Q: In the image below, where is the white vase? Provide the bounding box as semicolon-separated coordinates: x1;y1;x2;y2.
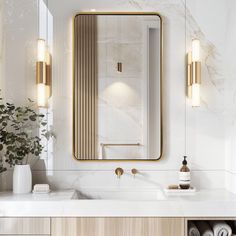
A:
13;164;32;194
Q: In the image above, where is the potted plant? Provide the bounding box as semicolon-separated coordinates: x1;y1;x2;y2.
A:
0;96;47;194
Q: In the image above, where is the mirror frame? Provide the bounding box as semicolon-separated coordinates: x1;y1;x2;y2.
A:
73;12;163;161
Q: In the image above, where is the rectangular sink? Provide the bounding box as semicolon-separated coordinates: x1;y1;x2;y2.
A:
0;190;77;201
75;189;167;201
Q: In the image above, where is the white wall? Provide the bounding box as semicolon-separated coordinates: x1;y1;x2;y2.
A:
0;0;38;104
0;0;3;93
223;0;236;194
0;0;232;193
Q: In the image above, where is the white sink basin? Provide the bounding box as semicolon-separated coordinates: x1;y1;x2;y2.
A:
75;189;167;201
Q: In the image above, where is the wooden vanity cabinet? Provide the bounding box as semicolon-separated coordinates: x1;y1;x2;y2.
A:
51;218;185;236
1;217;235;236
0;218;50;235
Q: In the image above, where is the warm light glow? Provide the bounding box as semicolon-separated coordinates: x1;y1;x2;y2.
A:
90;9;96;12
45;50;51;65
46;85;50;99
192;39;200;62
37;39;46;62
192;83;200;107
37;83;47;107
187;85;192;99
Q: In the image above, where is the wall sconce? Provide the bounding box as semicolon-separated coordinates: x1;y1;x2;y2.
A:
187;39;201;107
117;62;122;73
36;39;52;107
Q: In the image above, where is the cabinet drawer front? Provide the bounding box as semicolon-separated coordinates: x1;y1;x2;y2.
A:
52;218;184;236
0;218;50;235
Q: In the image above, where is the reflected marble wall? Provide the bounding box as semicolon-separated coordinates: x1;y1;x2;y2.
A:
97;16;145;159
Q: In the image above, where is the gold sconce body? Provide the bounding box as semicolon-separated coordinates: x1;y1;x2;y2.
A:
192;61;201;85
36;61;46;84
187;39;201;107
187;52;192;98
46;52;52;97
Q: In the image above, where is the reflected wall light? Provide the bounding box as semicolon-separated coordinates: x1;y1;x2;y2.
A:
117;62;123;73
187;39;201;107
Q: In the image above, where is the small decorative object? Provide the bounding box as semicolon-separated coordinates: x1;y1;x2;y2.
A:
179;156;191;189
0;94;47;194
168;184;179;190
13;164;32;194
164;186;196;196
33;184;50;194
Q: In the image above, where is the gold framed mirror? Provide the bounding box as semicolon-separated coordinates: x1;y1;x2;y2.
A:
73;12;163;161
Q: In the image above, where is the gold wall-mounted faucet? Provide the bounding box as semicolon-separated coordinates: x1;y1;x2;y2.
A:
115;167;124;178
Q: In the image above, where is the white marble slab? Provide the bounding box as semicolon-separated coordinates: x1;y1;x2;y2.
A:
0;190;76;201
0;189;236;217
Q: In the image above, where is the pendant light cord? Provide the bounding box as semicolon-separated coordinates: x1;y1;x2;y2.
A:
184;0;187;156
37;0;40;38
46;0;49;46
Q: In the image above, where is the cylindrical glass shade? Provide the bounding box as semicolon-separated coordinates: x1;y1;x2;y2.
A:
192;39;200;62
37;39;46;62
37;83;47;107
192;83;200;107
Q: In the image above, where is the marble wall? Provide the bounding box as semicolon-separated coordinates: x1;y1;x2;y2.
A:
0;0;3;92
223;0;236;194
0;0;38;104
0;0;234;193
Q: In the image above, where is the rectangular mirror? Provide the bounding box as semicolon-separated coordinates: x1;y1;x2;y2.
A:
73;13;163;161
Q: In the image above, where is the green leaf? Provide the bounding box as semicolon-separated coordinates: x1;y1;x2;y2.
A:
29;115;36;121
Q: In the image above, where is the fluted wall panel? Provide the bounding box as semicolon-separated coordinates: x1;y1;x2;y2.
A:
74;15;97;160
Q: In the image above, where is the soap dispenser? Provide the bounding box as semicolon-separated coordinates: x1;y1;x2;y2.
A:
179;156;190;189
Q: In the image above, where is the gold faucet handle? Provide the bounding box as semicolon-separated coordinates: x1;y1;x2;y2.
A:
131;168;138;177
115;167;124;178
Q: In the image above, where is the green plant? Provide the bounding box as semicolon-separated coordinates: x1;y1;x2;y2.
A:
0;96;47;173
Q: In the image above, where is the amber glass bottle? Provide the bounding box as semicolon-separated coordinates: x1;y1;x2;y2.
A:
179;156;190;189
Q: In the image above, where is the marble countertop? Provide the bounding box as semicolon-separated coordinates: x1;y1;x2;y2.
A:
0;189;235;217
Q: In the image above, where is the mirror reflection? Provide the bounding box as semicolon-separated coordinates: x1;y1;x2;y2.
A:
73;13;162;160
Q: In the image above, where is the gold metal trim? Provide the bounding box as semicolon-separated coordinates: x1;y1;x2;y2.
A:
117;62;122;72
36;61;46;84
73;12;163;162
46;52;52;97
187;53;192;98
192;61;201;84
101;143;141;147
131;168;138;175
115;167;124;178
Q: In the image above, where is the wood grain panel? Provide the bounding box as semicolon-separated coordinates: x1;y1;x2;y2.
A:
74;15;98;160
0;218;50;235
52;217;184;236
